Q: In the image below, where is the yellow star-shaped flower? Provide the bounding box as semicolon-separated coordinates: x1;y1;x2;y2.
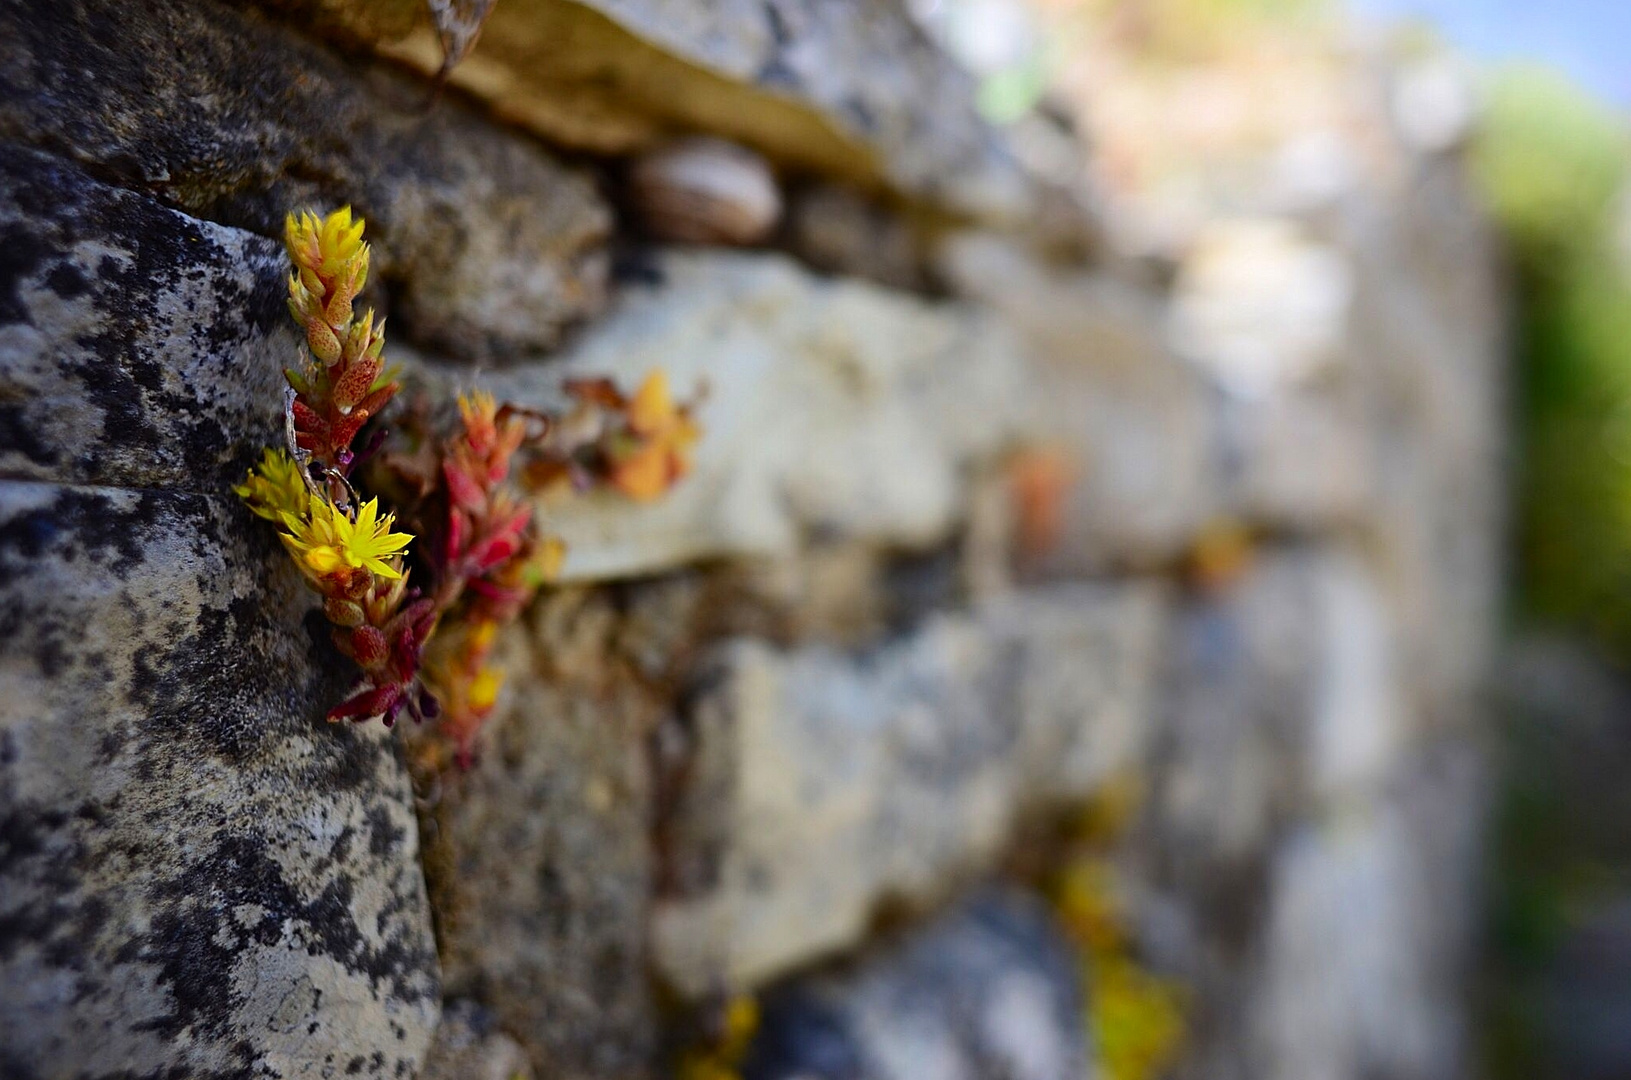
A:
280;497;414;580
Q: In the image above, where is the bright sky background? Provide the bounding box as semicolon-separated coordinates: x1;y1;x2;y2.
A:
1349;0;1631;104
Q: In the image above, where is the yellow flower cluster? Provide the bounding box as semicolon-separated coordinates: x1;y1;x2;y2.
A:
283;207;398;463
1056;860;1187;1080
235;203;701;751
280;496;413;581
237;450;413;583
286;206;370;364
233;447;310;523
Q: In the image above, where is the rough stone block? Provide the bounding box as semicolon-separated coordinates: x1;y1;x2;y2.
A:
1156;546;1410;866
940;234;1377;569
0;144;293;491
0;481;439;1079
1252;744;1485;1080
473;250;1038;582
652;582;1166;996
423;597;660;1078
1336;160;1506;724
744;889;1089;1080
0;0;611;361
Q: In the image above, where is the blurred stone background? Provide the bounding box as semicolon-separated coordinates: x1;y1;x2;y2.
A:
0;0;1619;1078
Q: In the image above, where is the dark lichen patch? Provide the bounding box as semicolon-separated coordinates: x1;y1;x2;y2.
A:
0;144;295;492
0;220;52;327
137;832;435;1043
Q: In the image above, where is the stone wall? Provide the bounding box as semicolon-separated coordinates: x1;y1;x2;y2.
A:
0;2;1503;1078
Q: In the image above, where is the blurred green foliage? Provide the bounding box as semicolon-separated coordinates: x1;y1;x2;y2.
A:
1474;66;1631;1080
1471;66;1631;649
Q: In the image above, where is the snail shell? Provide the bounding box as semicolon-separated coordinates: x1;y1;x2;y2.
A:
628;137;782;245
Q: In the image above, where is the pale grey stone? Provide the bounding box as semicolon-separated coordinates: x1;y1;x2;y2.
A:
939;233;1378;565
1252;744;1485;1080
1334;158;1506;726
652;582;1166;996
1156;547;1410;865
0;145;294;492
474;250;1038;583
1167;219;1352;397
938;236;1214;570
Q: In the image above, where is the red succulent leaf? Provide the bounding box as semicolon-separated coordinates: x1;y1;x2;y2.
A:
443;460;485;512
327;682;404;724
466;507;531;574
350;625;390;669
445;507;468;562
331;409;372;451
293;399;328;435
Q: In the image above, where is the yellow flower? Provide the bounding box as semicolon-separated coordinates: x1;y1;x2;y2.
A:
280;496;414;580
233;448;311;523
610;369;702;501
467;666;503;713
627;368;674;437
285;205;367;280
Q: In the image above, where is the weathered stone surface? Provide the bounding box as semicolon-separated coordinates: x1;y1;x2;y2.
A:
293;0;1051;228
743;889;1089;1080
1251;744;1485;1080
471;250;1037;582
939;234;1374;570
939;237;1212;570
1129;546;1477;1080
1155;546;1410;863
0;0;611;361
1335;159;1506;725
1167;218;1352;397
423;593;659;1079
0;481;439;1078
0;145;293;491
652;582;1166;996
420;1000;536;1080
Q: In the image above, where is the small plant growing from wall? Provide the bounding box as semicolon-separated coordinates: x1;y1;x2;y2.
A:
236;207;700;767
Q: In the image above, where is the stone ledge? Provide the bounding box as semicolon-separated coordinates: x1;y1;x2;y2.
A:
245;0;1074;232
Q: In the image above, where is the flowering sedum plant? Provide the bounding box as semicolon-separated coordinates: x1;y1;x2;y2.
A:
236;206;699;766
